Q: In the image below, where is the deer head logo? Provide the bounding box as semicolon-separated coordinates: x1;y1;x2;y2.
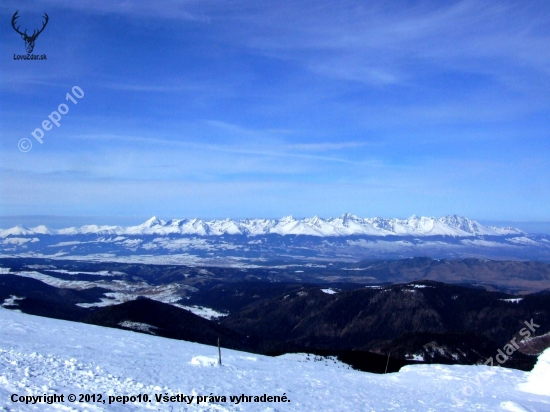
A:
11;11;49;54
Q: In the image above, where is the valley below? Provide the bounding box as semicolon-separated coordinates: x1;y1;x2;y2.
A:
1;256;549;374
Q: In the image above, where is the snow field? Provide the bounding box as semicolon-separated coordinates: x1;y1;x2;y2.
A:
0;308;549;411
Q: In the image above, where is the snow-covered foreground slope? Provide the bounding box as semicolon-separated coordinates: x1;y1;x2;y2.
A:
0;309;549;411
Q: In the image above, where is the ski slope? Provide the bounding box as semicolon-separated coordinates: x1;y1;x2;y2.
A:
0;308;549;411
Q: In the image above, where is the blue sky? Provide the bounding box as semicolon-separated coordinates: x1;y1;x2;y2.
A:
1;0;549;225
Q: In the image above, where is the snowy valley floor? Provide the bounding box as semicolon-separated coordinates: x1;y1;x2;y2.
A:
0;308;549;411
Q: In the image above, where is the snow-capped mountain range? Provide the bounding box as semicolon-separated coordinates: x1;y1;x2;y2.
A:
0;214;523;238
2;215;547;264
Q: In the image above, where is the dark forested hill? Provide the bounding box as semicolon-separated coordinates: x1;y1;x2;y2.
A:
220;281;550;369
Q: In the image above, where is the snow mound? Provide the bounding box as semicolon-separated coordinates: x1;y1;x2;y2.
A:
518;348;550;396
190;356;219;367
500;401;529;411
119;321;158;334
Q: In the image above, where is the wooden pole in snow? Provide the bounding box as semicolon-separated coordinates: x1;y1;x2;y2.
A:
218;337;222;366
384;351;391;374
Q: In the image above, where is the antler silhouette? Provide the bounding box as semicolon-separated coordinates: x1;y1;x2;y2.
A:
32;13;49;38
11;11;26;37
11;11;49;53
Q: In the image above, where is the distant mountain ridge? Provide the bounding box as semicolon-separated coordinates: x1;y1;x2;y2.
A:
0;214;523;238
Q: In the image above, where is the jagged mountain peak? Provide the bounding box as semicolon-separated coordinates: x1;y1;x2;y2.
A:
142;216;165;227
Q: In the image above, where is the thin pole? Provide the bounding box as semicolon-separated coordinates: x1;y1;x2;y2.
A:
384;351;391;374
218;337;222;366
